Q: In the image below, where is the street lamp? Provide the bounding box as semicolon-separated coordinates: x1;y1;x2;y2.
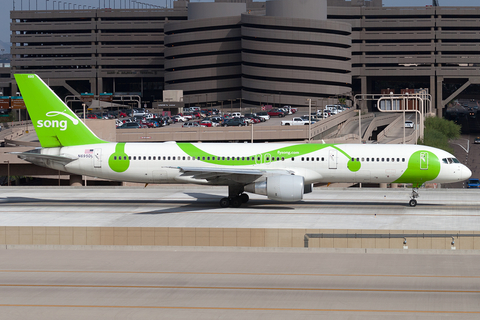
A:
228;99;236;113
4;161;10;186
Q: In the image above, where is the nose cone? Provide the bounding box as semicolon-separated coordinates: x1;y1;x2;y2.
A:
462;166;472;180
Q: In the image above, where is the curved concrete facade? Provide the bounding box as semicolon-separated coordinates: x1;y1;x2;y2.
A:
241;14;351;108
266;0;327;20
165;2;351;109
164;16;243;105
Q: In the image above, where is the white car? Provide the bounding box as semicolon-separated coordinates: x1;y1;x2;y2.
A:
256;112;270;121
173;115;187;122
405;120;414;128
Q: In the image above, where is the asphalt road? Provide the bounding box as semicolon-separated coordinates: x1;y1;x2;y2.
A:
1;247;479;320
1;187;480;230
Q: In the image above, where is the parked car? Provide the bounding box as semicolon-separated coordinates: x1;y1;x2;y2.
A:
256;112;270;121
182;121;206;128
117;122;143;129
223;118;247;126
267;109;286;117
475;137;480;144
199;120;218;127
173;115;187;122
281;117;310;126
467;178;480;188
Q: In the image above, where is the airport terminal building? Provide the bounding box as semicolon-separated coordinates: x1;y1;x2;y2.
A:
7;0;480;114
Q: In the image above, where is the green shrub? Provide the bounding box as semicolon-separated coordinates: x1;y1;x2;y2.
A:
419;117;460;153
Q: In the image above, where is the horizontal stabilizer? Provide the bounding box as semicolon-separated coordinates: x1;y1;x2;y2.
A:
13;150;77;167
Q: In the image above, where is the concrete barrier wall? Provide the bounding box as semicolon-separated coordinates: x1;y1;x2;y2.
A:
1;226;479;250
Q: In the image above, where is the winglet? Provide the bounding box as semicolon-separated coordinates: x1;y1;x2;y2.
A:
14;74;108;148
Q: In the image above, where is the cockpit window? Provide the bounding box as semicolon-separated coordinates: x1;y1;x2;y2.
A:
447;158;453;164
442;158;448;164
452;158;460;163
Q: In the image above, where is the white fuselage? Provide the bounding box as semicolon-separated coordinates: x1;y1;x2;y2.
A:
39;142;470;186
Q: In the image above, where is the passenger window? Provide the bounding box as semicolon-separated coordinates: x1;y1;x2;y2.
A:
321;157;324;161
301;157;304;161
163;156;166;160
124;156;127;160
387;158;389;162
148;156;151;160
377;158;380;161
282;157;285;161
183;156;186;160
356;158;359;162
168;156;170;160
222;157;225;160
396;158;399;162
361;158;364;162
381;158;384;162
242;157;245;161
237;157;240;161
351;158;355;162
114;156;117;160
402;158;405;162
172;156;175;160
202;157;205;160
207;157;210;160
306;157;309;161
292;157;295;161
266;157;270;161
316;157;319;161
128;156;131;160
391;158;394;162
277;157;280;161
366;158;369;162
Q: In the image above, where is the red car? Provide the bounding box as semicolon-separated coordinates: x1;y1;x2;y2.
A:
267;109;286;117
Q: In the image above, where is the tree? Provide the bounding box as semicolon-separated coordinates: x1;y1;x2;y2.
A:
419;116;460;153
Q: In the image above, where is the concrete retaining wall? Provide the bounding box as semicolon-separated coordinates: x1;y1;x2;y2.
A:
1;226;479;250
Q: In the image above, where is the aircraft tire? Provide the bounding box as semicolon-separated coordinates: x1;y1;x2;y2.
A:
220;197;230;208
231;197;242;208
240;193;249;203
409;199;417;207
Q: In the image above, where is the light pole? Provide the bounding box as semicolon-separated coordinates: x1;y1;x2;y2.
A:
228;99;236;113
4;161;10;186
306;99;312;142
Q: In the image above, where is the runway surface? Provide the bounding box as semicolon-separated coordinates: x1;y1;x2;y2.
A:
0;186;480;230
1;247;480;320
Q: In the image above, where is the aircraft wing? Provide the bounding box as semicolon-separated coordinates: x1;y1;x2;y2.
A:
167;166;294;184
13;150;78;167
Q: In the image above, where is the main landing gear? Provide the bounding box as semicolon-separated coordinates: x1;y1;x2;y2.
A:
409;188;419;207
219;185;249;208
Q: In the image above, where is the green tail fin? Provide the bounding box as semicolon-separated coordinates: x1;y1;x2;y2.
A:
15;74;108;148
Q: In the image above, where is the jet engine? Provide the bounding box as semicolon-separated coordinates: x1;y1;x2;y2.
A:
244;175;305;202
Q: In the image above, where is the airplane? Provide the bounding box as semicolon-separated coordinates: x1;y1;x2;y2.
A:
13;74;472;207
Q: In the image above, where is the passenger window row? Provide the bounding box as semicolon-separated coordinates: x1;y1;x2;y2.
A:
298;157;325;162
350;157;406;163
111;155;288;162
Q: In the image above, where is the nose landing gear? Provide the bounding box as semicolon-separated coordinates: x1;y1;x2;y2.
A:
409;188;419;207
